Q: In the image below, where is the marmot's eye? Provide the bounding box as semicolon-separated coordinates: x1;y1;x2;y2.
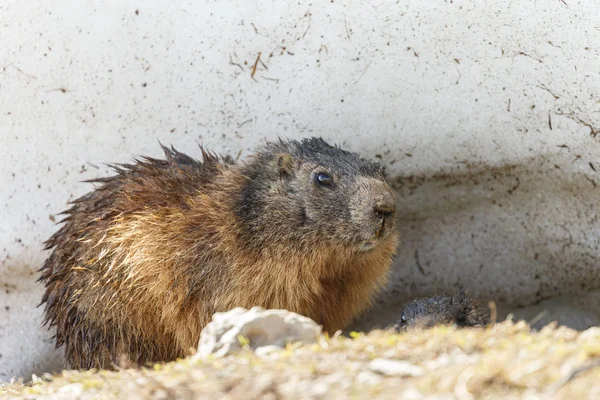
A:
315;172;333;186
399;313;407;325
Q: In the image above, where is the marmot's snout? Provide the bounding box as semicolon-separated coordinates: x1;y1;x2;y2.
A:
354;179;396;251
373;189;396;238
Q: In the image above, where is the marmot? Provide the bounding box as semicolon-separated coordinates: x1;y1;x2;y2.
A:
39;137;399;369
394;290;489;331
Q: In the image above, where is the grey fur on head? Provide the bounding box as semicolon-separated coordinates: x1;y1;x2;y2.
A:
395;290;490;331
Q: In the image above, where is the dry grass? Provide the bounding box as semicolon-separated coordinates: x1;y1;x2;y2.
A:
2;321;600;399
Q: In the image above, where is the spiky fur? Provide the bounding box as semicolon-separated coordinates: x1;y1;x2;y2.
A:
394;290;490;331
39;137;399;369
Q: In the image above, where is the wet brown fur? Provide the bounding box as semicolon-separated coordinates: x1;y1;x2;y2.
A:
39;138;399;370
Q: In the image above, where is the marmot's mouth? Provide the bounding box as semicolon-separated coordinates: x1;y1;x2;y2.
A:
358;219;394;252
358;239;378;252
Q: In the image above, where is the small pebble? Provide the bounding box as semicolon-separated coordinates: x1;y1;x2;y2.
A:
368;358;424;377
255;345;282;358
57;383;84;396
355;370;383;385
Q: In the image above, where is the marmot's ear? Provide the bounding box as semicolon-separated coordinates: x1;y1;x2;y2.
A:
276;153;295;178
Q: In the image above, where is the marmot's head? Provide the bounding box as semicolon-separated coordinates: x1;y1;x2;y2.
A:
236;137;396;253
394;290;489;331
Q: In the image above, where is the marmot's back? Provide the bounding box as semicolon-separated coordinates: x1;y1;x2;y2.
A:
39;137;399;369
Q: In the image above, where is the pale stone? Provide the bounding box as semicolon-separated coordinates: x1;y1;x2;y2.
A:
194;307;322;358
368;358;424;377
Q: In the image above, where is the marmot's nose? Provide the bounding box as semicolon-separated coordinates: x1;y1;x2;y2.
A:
373;200;395;219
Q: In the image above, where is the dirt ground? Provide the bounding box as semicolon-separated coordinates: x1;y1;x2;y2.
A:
2;321;600;400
